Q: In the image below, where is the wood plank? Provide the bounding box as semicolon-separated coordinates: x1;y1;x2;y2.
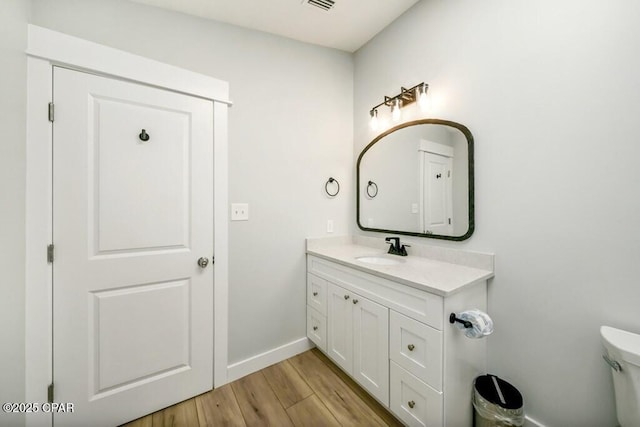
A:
231;371;294;427
121;414;152;427
311;349;404;427
262;360;314;409
195;384;247;427
289;350;388;427
151;399;199;427
286;395;341;427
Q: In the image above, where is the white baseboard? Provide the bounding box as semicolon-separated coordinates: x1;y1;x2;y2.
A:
226;337;315;384
524;415;546;427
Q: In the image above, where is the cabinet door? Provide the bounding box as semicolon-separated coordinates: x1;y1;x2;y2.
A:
353;296;389;406
327;283;353;373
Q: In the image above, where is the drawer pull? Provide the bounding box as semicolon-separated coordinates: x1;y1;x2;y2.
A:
313;291;318;296
344;295;350;300
407;344;415;351
408;400;415;409
313;326;318;331
352;299;359;305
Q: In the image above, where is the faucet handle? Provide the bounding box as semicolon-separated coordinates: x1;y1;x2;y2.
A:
399;244;410;256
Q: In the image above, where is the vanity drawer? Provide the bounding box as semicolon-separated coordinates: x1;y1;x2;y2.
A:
390;310;443;391
390;361;443;427
307;274;327;315
306;306;327;352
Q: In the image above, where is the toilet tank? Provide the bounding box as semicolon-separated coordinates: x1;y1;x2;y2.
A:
600;326;640;427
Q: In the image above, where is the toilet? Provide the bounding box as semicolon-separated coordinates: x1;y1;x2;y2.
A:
600;326;640;427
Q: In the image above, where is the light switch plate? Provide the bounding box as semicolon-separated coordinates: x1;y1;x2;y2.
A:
231;203;249;221
327;219;334;233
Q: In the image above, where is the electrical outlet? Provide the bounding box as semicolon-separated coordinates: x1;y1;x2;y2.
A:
411;203;419;214
231;203;249;221
327;220;334;233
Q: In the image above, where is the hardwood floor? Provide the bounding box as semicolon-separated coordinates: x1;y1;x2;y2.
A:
123;348;403;427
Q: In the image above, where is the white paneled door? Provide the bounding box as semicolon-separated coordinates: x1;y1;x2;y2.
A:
52;67;214;426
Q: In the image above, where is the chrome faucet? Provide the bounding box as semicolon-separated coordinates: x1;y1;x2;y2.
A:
385;237;410;256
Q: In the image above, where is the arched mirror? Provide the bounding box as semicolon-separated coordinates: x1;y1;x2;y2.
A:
357;119;474;241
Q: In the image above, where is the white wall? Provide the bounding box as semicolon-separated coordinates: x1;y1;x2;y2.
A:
0;1;28;426
355;1;640;425
30;0;354;366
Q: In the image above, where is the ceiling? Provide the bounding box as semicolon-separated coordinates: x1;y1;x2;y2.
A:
128;0;420;52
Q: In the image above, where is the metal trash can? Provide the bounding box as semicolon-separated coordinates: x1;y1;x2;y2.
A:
473;374;524;427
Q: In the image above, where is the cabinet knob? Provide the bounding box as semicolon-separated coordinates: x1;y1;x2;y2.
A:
313;291;318;296
313;326;318;331
408;400;415;409
352;299;359;304
344;295;350;300
408;344;415;351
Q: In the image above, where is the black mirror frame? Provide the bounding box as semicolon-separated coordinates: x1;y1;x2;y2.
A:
356;118;474;241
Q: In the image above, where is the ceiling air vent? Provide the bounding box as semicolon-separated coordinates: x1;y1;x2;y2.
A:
304;0;335;12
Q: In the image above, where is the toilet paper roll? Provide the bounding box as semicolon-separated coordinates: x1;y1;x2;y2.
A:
455;309;494;339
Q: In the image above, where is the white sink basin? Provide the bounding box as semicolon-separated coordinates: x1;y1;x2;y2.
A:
355;255;404;266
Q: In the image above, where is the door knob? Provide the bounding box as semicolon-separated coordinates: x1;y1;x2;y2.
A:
197;257;209;268
408;400;415;409
408;344;415;351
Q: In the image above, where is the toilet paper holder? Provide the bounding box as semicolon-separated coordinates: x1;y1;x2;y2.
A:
449;313;473;329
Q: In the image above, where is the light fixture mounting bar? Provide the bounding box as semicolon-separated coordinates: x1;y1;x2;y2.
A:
369;82;428;113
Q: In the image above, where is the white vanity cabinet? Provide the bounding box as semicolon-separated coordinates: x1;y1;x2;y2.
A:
306;253;489;427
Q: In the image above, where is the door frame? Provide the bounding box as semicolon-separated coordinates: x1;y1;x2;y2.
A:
25;25;231;426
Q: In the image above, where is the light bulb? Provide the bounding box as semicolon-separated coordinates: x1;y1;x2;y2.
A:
418;83;430;111
369;109;379;130
391;98;401;122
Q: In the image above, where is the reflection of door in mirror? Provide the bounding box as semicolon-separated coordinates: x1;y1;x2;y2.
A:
419;140;453;235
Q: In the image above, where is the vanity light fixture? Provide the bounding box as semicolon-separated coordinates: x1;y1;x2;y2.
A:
369;109;379;130
417;82;430;111
369;82;429;128
391;98;402;122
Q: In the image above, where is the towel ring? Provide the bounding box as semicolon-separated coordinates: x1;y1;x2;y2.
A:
325;177;340;197
366;180;378;198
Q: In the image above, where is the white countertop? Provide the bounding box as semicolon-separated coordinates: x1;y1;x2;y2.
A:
306;236;494;296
